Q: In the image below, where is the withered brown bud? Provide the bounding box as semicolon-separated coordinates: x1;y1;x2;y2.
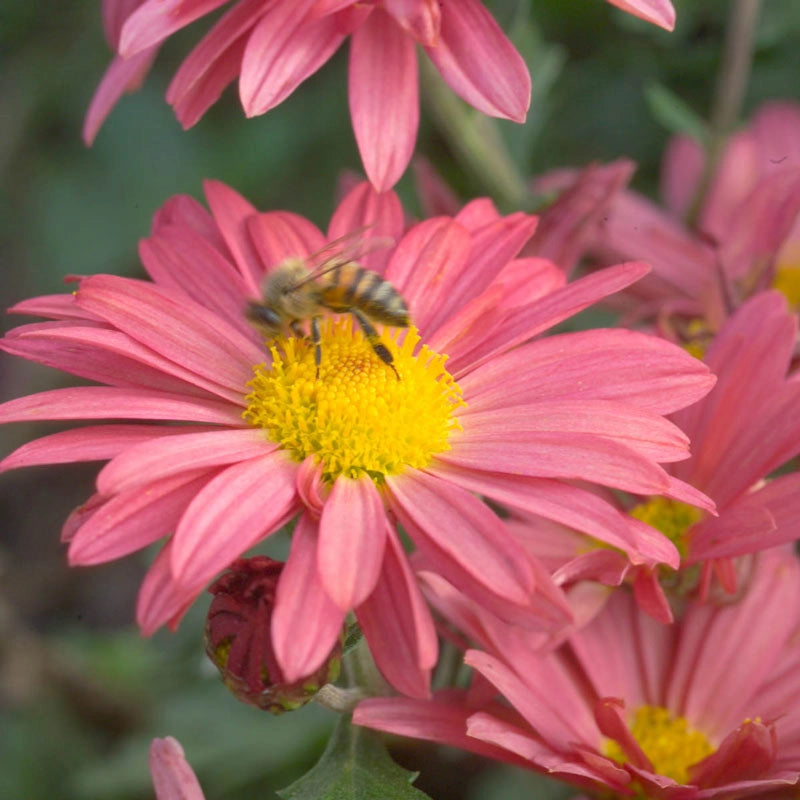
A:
205;556;341;714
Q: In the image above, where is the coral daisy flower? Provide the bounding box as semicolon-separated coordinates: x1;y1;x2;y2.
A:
0;179;713;697
492;290;800;624
562;101;800;334
356;546;800;798
85;0;532;191
85;0;675;190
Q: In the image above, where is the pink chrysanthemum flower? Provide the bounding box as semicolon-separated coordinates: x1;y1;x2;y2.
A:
356;546;800;798
86;0;533;191
86;0;675;191
0;180;713;697
150;737;206;800
496;289;800;624
572;101;800;333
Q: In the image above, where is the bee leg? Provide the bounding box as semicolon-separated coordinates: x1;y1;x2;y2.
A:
352;309;400;380
310;315;322;378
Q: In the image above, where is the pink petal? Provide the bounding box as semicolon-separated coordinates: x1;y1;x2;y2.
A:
383;0;441;46
457;399;691;464
139;225;252;335
386;469;538;622
165;0;267;125
606;0;675;30
0;423;215;472
460;327;715;416
699;130;760;240
383;218;472;334
719;170;800;283
632;567;673;623
356;528;437;698
354;693;526;765
150;737;206;800
594;697;652;770
173;37;247;127
595;189;714;301
83;48;158;145
75;275;264;389
527;160;635;275
349;8;418;191
136;540;198;635
96;428;276;494
102;0;148;48
442;430;671;495
428;211;539;334
296;455;327;516
686;493;777;564
246;211;327;272
0;387;244;426
465;650;600;752
1;323;224;400
431;463;677;568
318;476;387;609
424;0;530;122
152;194;227;257
170;453;299;590
690;720;777;787
68;470;214;565
661;134;704;216
327;182;405;273
449;261;652;375
8;293;93;322
202;179;264;294
239;1;346;116
119;0;229;56
668;549;800;736
272;512;346;682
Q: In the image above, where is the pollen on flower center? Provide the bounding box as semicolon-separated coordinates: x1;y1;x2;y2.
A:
772;245;800;308
243;317;465;483
605;705;715;784
630;497;703;559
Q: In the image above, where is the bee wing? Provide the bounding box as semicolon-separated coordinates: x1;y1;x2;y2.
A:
288;229;395;291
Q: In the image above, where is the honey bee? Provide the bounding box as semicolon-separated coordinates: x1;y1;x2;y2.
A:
246;232;411;379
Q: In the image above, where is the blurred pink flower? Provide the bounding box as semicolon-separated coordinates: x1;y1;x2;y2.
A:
85;0;532;191
356;546;800;798
150;737;206;800
578;101;800;332
499;290;800;623
0;180;713;697
86;1;676;190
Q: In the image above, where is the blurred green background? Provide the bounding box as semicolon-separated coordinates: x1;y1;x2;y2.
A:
2;1;799;797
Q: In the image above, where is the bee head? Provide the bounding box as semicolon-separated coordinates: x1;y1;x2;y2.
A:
246;302;282;332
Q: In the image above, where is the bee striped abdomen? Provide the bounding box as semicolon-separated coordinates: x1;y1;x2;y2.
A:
320;264;410;327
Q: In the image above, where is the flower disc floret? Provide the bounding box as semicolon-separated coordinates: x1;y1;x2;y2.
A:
630;497;703;559
605;705;715;784
243;318;464;483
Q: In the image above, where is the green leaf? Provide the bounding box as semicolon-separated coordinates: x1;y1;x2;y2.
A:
644;83;709;145
278;716;432;800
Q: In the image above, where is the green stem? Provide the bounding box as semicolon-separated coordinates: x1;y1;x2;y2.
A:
688;0;760;226
709;0;761;141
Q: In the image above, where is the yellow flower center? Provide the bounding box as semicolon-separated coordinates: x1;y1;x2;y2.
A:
629;497;703;560
772;243;800;308
605;705;715;785
243;318;464;483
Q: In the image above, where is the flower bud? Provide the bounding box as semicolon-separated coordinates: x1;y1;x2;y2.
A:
205;556;341;713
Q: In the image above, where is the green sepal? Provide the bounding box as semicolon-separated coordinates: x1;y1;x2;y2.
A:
277;715;432;800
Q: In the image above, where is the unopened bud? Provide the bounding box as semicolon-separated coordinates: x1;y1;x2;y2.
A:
205;556;341;713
